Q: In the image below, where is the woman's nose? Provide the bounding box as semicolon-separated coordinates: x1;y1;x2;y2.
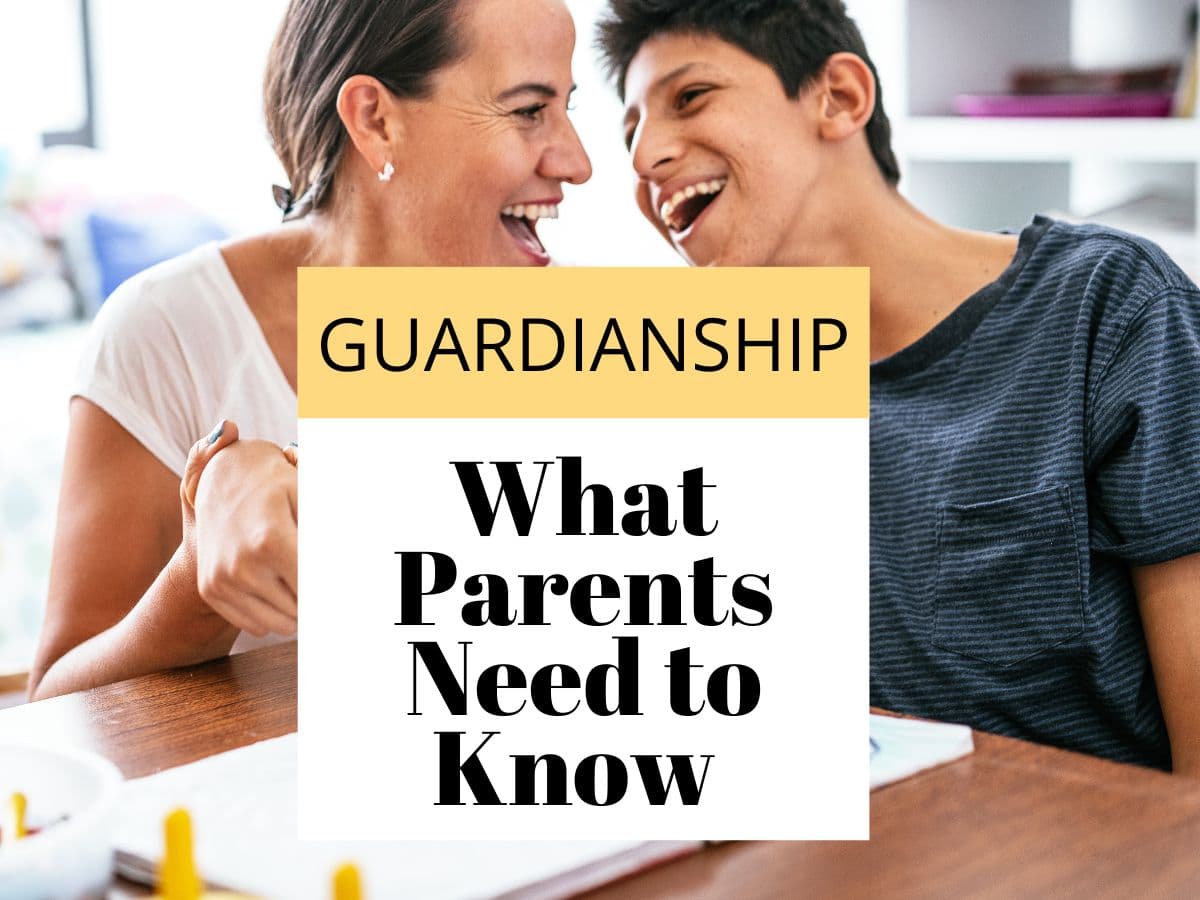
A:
542;117;593;185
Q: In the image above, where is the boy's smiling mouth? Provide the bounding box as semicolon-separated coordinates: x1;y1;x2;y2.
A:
658;178;727;233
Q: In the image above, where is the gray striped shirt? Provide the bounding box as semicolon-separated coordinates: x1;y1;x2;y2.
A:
870;216;1200;770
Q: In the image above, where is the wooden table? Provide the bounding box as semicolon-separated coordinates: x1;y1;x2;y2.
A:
2;642;1198;899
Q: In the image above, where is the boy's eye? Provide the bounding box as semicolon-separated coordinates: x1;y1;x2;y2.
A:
676;86;711;110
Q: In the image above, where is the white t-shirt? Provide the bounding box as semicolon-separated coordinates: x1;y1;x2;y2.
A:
74;242;297;475
73;242;297;653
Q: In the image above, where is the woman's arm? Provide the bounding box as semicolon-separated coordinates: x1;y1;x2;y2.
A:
28;399;239;699
29;403;300;700
1133;554;1200;776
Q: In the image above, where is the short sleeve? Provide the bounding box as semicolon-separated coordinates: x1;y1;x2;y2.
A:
73;274;206;478
1087;287;1200;564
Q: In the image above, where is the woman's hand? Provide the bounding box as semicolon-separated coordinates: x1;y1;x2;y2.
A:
185;426;299;638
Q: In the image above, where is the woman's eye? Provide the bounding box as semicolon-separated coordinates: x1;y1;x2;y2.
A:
513;103;547;121
676;87;710;110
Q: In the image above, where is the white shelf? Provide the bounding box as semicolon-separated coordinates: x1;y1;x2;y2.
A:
845;0;1200;268
898;117;1200;163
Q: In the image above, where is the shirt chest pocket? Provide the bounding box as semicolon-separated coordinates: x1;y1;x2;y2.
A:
932;485;1084;668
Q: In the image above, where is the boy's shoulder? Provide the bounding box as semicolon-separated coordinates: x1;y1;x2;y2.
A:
1026;215;1195;297
1011;216;1198;344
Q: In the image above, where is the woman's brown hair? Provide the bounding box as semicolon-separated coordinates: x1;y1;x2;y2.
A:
263;0;465;219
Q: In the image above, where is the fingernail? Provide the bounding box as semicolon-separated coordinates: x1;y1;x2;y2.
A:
287;441;298;448
206;420;226;445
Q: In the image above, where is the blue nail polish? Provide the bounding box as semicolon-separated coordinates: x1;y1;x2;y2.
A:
206;421;225;445
287;441;298;448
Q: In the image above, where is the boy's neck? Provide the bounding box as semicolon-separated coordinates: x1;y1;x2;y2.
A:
778;182;1023;363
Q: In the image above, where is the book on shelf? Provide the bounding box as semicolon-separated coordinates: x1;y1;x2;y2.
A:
1175;4;1198;117
1010;63;1179;96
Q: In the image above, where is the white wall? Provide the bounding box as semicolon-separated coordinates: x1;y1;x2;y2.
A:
0;0;87;157
548;0;681;264
1071;0;1196;67
89;0;291;232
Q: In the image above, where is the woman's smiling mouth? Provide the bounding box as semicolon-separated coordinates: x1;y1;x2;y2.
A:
500;201;560;265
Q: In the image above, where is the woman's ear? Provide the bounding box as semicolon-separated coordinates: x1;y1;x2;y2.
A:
336;75;403;174
816;52;876;142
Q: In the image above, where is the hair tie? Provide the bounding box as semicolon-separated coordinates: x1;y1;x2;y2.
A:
272;184;296;219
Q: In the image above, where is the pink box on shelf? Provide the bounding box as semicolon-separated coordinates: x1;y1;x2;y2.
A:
952;91;1175;117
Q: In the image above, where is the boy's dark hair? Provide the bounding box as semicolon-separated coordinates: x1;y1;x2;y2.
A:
596;0;900;185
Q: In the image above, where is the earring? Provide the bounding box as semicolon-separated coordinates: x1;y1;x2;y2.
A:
377;161;395;183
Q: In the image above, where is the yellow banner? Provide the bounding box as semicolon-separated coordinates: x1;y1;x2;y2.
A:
298;268;868;418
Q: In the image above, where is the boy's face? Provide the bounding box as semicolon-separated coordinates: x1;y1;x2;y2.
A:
622;32;824;267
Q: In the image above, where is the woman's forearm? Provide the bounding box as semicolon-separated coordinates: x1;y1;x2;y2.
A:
28;543;239;701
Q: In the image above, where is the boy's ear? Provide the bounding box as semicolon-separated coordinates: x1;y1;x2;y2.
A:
336;75;405;175
816;52;876;142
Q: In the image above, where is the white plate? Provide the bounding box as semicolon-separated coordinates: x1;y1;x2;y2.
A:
0;743;123;899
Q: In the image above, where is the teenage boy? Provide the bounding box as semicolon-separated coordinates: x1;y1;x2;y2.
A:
598;0;1200;773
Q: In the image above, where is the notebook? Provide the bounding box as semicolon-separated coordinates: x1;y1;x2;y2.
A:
869;714;974;790
112;734;702;898
114;716;962;893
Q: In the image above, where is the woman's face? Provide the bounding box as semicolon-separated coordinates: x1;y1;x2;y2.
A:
390;0;591;265
621;33;825;267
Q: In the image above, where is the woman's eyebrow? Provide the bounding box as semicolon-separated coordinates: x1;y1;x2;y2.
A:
496;82;578;102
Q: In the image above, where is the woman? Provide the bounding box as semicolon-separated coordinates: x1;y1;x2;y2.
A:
28;0;590;699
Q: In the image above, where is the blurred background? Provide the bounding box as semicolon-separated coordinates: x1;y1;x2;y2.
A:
0;0;1197;696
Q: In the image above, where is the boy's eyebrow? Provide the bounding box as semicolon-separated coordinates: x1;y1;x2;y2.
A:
497;82;578;101
652;62;701;91
623;61;711;118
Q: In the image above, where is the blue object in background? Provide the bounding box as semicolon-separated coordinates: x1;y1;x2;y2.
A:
74;200;227;313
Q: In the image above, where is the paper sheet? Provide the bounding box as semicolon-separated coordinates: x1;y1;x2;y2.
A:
114;735;699;899
869;714;974;790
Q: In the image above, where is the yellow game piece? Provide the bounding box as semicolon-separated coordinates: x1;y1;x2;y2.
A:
158;808;201;899
158;808;202;900
332;862;363;900
6;792;28;841
151;808;256;899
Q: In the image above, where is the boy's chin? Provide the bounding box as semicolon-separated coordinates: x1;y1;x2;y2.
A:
675;241;727;268
672;230;750;268
685;244;775;268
